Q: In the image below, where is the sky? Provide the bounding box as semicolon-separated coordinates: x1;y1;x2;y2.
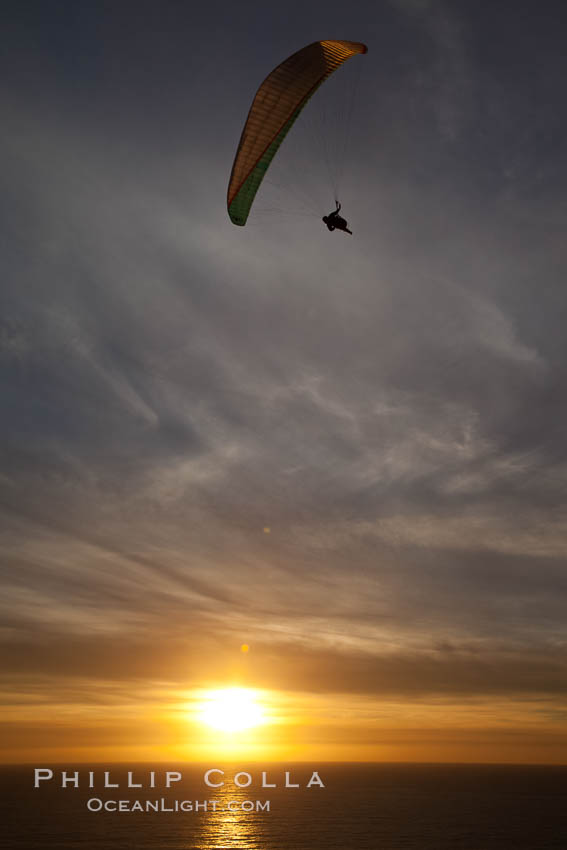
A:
1;0;567;764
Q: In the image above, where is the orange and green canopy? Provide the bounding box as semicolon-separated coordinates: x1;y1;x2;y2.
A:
227;40;368;226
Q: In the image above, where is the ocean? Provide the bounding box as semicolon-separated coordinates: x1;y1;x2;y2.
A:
2;763;566;849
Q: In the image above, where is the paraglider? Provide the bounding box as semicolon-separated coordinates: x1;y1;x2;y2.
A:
227;40;367;227
322;201;352;235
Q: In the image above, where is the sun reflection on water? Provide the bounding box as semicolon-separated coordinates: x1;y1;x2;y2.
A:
194;780;267;850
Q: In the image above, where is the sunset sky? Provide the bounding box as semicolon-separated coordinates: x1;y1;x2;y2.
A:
2;0;567;765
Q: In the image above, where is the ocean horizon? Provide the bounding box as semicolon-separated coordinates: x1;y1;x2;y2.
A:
2;762;566;849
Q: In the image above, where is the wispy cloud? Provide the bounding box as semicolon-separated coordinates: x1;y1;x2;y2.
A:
2;0;567;762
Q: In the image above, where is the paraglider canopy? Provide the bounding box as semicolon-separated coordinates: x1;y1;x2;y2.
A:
227;40;368;226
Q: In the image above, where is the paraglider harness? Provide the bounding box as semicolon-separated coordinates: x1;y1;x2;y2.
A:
322;201;352;235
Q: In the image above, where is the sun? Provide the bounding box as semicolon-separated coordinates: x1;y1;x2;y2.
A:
198;688;264;733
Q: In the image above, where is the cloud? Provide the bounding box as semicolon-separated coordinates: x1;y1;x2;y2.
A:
1;0;567;748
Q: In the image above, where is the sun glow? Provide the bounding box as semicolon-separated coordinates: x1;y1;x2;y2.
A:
198;688;265;732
